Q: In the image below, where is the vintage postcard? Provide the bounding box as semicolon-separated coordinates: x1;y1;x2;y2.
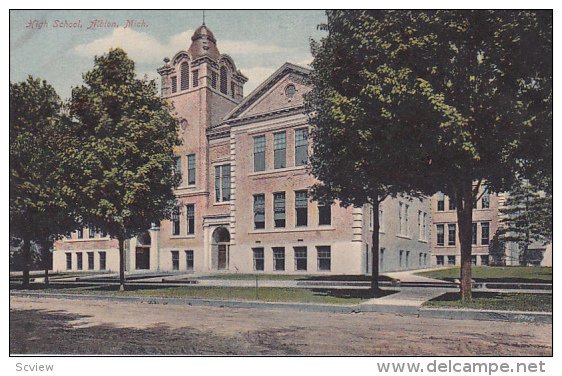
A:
8;7;553;371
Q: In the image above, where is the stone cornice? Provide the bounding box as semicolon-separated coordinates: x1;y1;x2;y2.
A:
207;105;307;140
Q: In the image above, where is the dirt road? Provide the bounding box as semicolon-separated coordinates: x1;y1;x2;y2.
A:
10;295;552;356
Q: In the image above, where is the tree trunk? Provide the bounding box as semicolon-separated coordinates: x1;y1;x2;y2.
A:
21;237;31;288
42;239;52;286
456;184;474;301
370;199;382;296
118;236;126;291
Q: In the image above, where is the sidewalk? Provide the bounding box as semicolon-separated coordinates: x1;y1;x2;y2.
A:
384;267;451;284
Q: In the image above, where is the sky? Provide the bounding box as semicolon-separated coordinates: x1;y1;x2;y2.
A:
10;10;327;100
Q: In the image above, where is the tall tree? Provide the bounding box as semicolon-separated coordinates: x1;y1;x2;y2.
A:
307;14;449;295
10;77;78;287
63;48;181;291
309;10;552;300
498;179;552;265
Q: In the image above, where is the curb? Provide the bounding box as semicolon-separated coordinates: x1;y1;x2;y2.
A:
9;291;359;314
10;290;551;323
419;307;552;324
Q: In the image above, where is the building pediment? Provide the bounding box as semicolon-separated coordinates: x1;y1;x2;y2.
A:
222;62;311;123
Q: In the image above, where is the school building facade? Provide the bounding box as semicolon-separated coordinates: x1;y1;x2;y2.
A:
52;24;432;275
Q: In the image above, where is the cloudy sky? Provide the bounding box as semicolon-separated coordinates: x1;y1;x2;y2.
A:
10;10;327;100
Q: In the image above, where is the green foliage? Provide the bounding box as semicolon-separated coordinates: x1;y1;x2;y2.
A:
10;76;78;243
488;233;506;265
309;10;551;201
308;11;552;299
498;179;552;264
62;48;181;240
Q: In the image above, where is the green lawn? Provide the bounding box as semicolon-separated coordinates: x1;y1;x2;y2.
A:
11;284;376;305
416;266;552;283
424;292;552;312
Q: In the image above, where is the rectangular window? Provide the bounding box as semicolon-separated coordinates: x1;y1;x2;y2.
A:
187;154;196;185
398;202;403;234
77;252;83;270
294;247;307;271
317;246;331;271
423;212;427;240
436;224;445;246
405;251;410;267
482;187;490;209
253;135;266;172
318;203;331;225
273;132;286;169
424;253;428;265
87;252;94;270
211;71;218;89
174;156;182;185
88;225;95;239
471;255;477;266
186;204;195;235
230;82;236;98
171;76;177;93
99;251;106;271
404;204;409;236
481;255;489;266
273;247;285;271
171;206;180;236
171;250;179;271
447;255;456;266
253;248;264;271
253;194;265;229
295;128;308;166
472;222;478;245
448;224;456;246
449;196;456;211
66;253;72;270
418;210;423;240
186;250;194;271
192;70;199;87
214;164;231;202
273;192;286;228
437;192;445;211
295;190;308;227
481;222;490;245
180;63;189;90
436;255;444;266
419;252;423;266
77;228;83;239
101;229;108;238
379;206;384;232
380;248;385;271
399;250;404;267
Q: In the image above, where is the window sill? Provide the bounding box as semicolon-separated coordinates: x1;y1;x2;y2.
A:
395;234;412;240
64;238;111;242
248;165;306;177
213;201;231;206
418;239;428;243
248;227;335;234
170;235;196;240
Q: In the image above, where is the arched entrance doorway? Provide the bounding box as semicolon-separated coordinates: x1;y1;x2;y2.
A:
135;231;151;270
211;227;230;270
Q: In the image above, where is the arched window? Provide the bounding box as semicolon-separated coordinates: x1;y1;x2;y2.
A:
220;66;228;95
180;62;189;91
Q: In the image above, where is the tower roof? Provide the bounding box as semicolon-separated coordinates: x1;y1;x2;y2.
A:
188;24;220;60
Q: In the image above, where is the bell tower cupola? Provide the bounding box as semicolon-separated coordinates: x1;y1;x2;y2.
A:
157;24;248;103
